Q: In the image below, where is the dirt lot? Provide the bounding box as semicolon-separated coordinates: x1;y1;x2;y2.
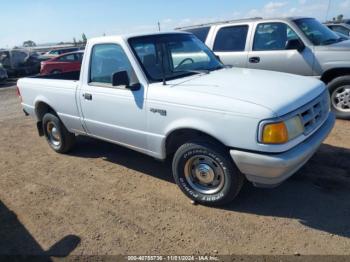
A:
0;83;350;256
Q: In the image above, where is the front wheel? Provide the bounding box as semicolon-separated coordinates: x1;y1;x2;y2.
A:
172;141;244;206
42;113;75;153
328;76;350;120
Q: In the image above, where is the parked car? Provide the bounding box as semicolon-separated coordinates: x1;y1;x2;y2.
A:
0;49;41;77
178;17;350;119
334;31;350;40
17;32;335;206
40;51;84;75
343;19;350;25
39;47;82;60
0;64;8;82
325;23;350;37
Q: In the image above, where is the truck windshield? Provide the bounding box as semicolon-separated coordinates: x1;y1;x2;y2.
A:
294;18;343;46
129;34;224;83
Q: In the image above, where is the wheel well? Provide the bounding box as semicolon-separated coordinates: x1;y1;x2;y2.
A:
35;102;56;121
165;129;226;157
321;68;350;84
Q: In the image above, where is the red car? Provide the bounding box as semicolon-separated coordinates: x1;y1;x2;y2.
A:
40;51;84;75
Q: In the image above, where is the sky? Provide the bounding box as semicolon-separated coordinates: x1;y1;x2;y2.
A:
0;0;349;48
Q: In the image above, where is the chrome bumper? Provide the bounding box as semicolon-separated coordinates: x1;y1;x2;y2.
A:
230;113;335;187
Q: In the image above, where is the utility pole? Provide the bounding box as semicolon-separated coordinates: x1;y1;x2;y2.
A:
158;21;161;32
325;0;331;22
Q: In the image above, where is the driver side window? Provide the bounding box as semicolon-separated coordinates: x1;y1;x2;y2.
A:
89;44;135;85
253;23;300;51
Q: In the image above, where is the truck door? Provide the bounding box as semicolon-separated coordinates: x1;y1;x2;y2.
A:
79;43;147;150
211;24;250;67
247;22;314;76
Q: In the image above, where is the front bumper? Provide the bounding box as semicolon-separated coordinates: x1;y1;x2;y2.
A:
230;112;335;187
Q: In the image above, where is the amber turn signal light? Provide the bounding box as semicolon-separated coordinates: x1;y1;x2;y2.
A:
262;122;289;144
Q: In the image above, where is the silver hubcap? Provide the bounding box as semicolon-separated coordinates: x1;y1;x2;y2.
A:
47;121;61;147
184;155;225;195
332;86;350;112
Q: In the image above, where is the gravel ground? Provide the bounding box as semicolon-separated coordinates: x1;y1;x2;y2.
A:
0;84;350;256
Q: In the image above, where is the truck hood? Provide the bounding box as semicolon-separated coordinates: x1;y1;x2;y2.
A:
315;39;350;51
168;68;325;117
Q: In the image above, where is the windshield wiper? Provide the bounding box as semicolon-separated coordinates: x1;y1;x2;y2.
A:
210;65;226;71
172;69;210;75
321;38;341;45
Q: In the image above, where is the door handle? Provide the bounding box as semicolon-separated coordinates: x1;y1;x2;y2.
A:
249;57;260;63
83;93;92;100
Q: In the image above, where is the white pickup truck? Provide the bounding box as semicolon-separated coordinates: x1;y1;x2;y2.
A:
17;32;335;206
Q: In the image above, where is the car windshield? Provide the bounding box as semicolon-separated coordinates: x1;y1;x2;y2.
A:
294;18;343;46
129;34;224;83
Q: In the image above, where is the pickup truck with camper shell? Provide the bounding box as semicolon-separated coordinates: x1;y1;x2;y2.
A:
17;32;335;205
178;17;350;119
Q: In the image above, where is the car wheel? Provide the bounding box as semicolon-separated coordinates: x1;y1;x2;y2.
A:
328;76;350;120
51;70;62;74
42;113;75;153
172;140;244;206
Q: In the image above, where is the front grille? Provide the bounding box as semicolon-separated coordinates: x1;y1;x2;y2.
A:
298;91;330;135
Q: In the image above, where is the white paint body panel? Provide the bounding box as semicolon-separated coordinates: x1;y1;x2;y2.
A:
18;32;328;162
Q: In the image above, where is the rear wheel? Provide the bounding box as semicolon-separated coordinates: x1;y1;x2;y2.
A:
172;140;244;206
328;76;350;120
42;113;75;153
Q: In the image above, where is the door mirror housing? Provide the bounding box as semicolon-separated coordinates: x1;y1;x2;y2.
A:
286;39;305;52
112;71;130;87
112;71;141;91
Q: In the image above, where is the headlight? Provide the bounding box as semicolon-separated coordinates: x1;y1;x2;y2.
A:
0;63;3;68
261;116;304;144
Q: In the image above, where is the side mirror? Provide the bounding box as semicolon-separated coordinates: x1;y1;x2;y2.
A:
112;71;141;91
286;39;305;52
112;71;130;87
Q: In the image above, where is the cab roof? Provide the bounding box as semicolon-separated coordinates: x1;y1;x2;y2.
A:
89;31;190;45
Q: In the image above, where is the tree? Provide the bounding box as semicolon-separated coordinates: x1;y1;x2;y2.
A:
336;14;344;22
23;40;36;47
73;37;77;46
82;33;87;44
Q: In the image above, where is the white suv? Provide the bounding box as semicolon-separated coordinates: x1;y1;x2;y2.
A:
178;17;350;119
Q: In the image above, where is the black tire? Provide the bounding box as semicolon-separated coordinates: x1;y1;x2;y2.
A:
172;140;244;206
328;76;350;120
51;70;62;75
42;113;75;153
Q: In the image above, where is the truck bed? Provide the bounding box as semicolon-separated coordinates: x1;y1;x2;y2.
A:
18;70;82;133
31;71;80;81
